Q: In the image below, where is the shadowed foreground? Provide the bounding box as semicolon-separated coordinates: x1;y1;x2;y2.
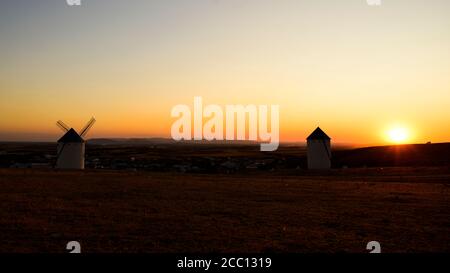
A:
0;168;449;253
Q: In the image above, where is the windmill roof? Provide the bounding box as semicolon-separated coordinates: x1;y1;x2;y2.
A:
307;127;331;140
57;128;84;143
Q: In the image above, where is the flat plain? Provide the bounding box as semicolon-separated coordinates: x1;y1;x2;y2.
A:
0;167;448;253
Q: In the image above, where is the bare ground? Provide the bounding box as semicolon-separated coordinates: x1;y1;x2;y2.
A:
0;167;448;253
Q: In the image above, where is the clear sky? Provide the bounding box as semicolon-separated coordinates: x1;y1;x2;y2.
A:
1;0;449;145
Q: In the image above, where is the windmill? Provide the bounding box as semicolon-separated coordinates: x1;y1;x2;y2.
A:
306;127;331;170
55;117;96;169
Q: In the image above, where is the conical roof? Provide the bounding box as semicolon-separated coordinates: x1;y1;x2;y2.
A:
57;128;84;143
307;127;331;140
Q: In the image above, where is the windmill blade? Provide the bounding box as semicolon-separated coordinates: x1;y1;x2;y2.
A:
79;117;96;138
56;120;70;132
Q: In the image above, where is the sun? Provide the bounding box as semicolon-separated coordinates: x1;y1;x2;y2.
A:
387;127;409;144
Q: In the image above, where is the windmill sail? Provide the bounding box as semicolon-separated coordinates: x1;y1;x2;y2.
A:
56;120;70;132
79;117;96;138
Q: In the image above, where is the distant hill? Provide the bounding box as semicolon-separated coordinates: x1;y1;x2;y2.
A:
333;143;450;167
87;138;175;146
87;138;263;146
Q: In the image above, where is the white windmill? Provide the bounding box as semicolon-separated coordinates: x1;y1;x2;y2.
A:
55;117;96;170
306;127;331;170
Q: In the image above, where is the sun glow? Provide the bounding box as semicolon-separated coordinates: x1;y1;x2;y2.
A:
387;127;410;144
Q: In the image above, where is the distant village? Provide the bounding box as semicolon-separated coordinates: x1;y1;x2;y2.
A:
2;143;306;173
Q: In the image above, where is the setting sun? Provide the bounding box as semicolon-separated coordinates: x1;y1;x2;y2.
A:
387;127;410;144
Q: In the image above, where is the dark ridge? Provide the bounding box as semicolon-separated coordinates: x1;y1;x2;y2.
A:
333;143;450;167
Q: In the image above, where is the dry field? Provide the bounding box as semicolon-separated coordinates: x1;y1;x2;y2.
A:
0;167;449;253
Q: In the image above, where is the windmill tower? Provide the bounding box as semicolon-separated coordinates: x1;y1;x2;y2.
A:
307;127;331;169
55;117;96;170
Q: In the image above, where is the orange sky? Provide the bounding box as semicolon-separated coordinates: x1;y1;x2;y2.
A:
1;0;449;145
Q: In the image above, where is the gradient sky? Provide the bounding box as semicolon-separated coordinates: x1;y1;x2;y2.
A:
1;0;449;144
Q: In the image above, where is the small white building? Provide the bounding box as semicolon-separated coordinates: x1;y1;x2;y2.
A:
307;127;331;170
56;128;85;170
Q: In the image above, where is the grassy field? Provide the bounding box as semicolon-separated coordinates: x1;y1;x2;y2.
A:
0;167;449;253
